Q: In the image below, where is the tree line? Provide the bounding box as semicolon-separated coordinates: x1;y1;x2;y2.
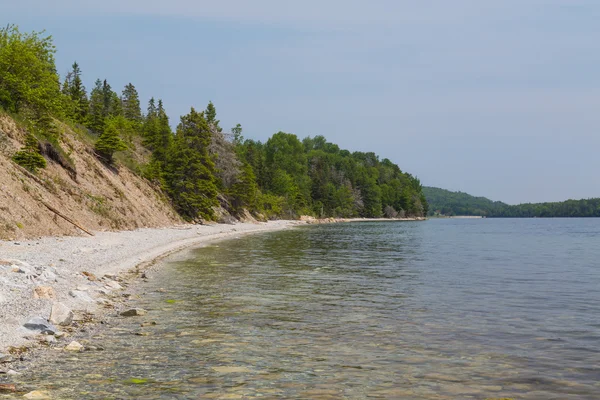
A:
424;187;600;218
0;25;428;221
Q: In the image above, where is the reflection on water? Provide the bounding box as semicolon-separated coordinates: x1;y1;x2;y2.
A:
9;219;600;399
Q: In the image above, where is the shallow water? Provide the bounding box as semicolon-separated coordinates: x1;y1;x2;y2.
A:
8;219;600;399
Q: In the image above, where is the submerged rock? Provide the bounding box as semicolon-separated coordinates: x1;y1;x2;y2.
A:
64;341;84;352
23;317;56;334
120;308;147;317
23;390;51;399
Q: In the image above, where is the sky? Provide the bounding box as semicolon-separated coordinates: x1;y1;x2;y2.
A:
4;0;600;204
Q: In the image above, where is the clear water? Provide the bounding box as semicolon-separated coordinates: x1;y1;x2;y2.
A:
8;219;600;399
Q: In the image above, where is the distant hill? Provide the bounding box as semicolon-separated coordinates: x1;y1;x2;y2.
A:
423;187;506;217
424;187;600;218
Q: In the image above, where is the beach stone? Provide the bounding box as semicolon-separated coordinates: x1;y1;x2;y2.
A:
49;303;73;326
64;341;84;352
68;290;94;302
104;280;122;290
23;317;56;334
33;286;56;299
120;308;147;317
23;390;51;399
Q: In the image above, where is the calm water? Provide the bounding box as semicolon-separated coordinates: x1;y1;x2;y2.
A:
9;219;600;399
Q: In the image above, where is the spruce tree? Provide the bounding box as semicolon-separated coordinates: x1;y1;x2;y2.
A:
162;107;218;220
12;133;46;172
64;62;88;124
87;79;105;133
205;101;221;132
94;115;128;163
121;83;142;122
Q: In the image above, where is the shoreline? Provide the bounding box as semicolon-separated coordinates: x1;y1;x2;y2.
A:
0;216;425;382
0;221;297;360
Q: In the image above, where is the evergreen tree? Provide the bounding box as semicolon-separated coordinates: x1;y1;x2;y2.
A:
144;99;173;180
87;79;105;133
12;133;46;172
94;115;129;162
62;62;88;124
230;163;259;211
162;108;218;220
121;83;141;122
205;101;221;132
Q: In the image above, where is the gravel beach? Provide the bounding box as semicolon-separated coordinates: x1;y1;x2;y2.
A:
0;220;295;356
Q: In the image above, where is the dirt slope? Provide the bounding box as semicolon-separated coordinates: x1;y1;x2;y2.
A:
0;113;182;240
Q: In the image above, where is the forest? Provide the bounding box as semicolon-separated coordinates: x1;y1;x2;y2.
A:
0;25;427;222
424;187;600;218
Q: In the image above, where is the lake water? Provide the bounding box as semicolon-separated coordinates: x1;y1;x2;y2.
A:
9;219;600;399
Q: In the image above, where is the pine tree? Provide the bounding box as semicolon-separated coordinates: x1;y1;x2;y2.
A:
94;115;128;163
87;79;105;133
63;62;88;124
205;101;221;132
12;133;46;172
230;163;259;211
121;83;141;122
162;107;218;220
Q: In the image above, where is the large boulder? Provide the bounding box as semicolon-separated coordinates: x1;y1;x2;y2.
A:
23;317;56;334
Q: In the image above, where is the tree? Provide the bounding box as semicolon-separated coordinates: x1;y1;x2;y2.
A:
94;115;129;162
121;83;142;123
87;79;105;133
62;62;88;124
205;101;221;131
0;25;62;116
162;108;218;220
12;133;46;172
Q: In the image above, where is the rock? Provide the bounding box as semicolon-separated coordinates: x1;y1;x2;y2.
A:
39;269;58;282
54;331;66;339
6;369;20;375
23;317;56;334
68;290;94;302
104;280;122;290
0;353;12;363
120;308;147;317
49;303;73;326
64;341;84;352
33;286;56;300
23;390;51;399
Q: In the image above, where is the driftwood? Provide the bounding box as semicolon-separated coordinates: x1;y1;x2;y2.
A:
41;201;94;236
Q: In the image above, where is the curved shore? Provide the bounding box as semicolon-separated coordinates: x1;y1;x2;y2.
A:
0;220;297;358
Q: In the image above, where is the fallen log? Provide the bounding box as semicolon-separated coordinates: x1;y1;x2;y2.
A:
41;201;94;236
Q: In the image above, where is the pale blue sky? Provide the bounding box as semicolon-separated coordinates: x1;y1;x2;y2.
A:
4;1;599;204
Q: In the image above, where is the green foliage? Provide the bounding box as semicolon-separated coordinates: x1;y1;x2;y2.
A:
0;25;62;115
121;83;142;123
1;25;428;223
142;98;172;181
62;61;89;124
424;186;600;218
94;115;129;162
12;133;46;172
162;108;218;220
